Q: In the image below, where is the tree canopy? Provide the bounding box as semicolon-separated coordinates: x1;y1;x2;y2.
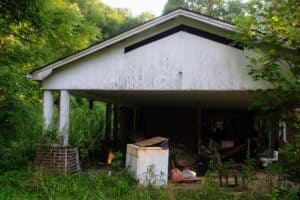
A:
0;0;154;172
235;0;300;182
163;0;246;22
235;0;300;114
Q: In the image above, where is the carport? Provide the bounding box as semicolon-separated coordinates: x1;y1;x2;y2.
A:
28;9;265;172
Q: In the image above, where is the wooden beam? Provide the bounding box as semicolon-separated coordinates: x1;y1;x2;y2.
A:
105;104;113;140
133;107;137;132
113;105;119;138
197;106;202;155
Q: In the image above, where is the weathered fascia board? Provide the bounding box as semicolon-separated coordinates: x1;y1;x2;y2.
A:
124;16;235;49
42;31;266;91
28;9;237;81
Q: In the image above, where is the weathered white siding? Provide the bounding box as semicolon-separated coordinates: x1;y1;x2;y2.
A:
43;31;262;90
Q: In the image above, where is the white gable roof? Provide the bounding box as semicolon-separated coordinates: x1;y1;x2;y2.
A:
28;9;237;81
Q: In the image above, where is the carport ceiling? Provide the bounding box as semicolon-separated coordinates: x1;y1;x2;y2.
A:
71;90;254;108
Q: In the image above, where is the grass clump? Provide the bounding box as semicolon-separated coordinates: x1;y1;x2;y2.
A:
0;168;297;200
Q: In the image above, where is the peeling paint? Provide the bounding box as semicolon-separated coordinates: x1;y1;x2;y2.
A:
43;32;265;91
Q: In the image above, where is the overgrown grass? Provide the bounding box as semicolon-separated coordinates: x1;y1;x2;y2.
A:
0;168;298;200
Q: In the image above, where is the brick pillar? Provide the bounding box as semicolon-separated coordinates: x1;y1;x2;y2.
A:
35;145;80;173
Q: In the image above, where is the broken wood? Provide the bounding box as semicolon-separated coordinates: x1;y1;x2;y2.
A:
134;136;168;147
107;149;115;164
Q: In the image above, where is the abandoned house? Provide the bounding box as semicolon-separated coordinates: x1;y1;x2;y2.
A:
28;9;293;184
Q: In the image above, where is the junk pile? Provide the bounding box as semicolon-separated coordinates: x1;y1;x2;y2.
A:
126;137;169;186
169;168;200;183
169;144;208;183
134;136;169;148
171;146;198;168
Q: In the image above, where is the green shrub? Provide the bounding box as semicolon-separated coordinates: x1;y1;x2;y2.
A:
69;98;105;165
195;182;236;200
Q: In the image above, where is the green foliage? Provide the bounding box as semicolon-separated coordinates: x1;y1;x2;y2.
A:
40;123;60;145
74;0;155;40
268;187;300;200
112;151;124;171
207;145;221;171
0;169;277;200
241;141;256;187
195;182;236;200
234;0;300;114
163;0;246;22
70;99;105;150
0;0;154;173
235;0;300;186
163;0;186;14
0;169;134;200
241;157;256;187
0;0;98;172
278;144;300;183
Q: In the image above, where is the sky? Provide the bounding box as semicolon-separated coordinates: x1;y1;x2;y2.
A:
101;0;168;16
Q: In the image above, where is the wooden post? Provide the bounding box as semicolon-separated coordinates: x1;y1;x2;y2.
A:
133;107;137;132
43;90;54;130
268;131;272;150
105;103;113;140
59;90;70;146
113;105;119;138
197;106;202;155
279;120;287;143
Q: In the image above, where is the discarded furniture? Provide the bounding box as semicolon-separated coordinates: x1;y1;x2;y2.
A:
126;137;169;186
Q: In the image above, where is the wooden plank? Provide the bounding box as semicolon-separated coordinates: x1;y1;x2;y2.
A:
134;136;168;147
127;145;138;157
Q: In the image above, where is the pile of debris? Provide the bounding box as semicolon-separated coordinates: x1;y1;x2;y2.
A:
127;136;212;184
134;136;169;148
169;144;210;183
169;168;200;183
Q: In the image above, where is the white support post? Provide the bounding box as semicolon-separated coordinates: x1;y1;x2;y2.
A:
279;120;287;143
43;90;54;130
59;90;70;146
